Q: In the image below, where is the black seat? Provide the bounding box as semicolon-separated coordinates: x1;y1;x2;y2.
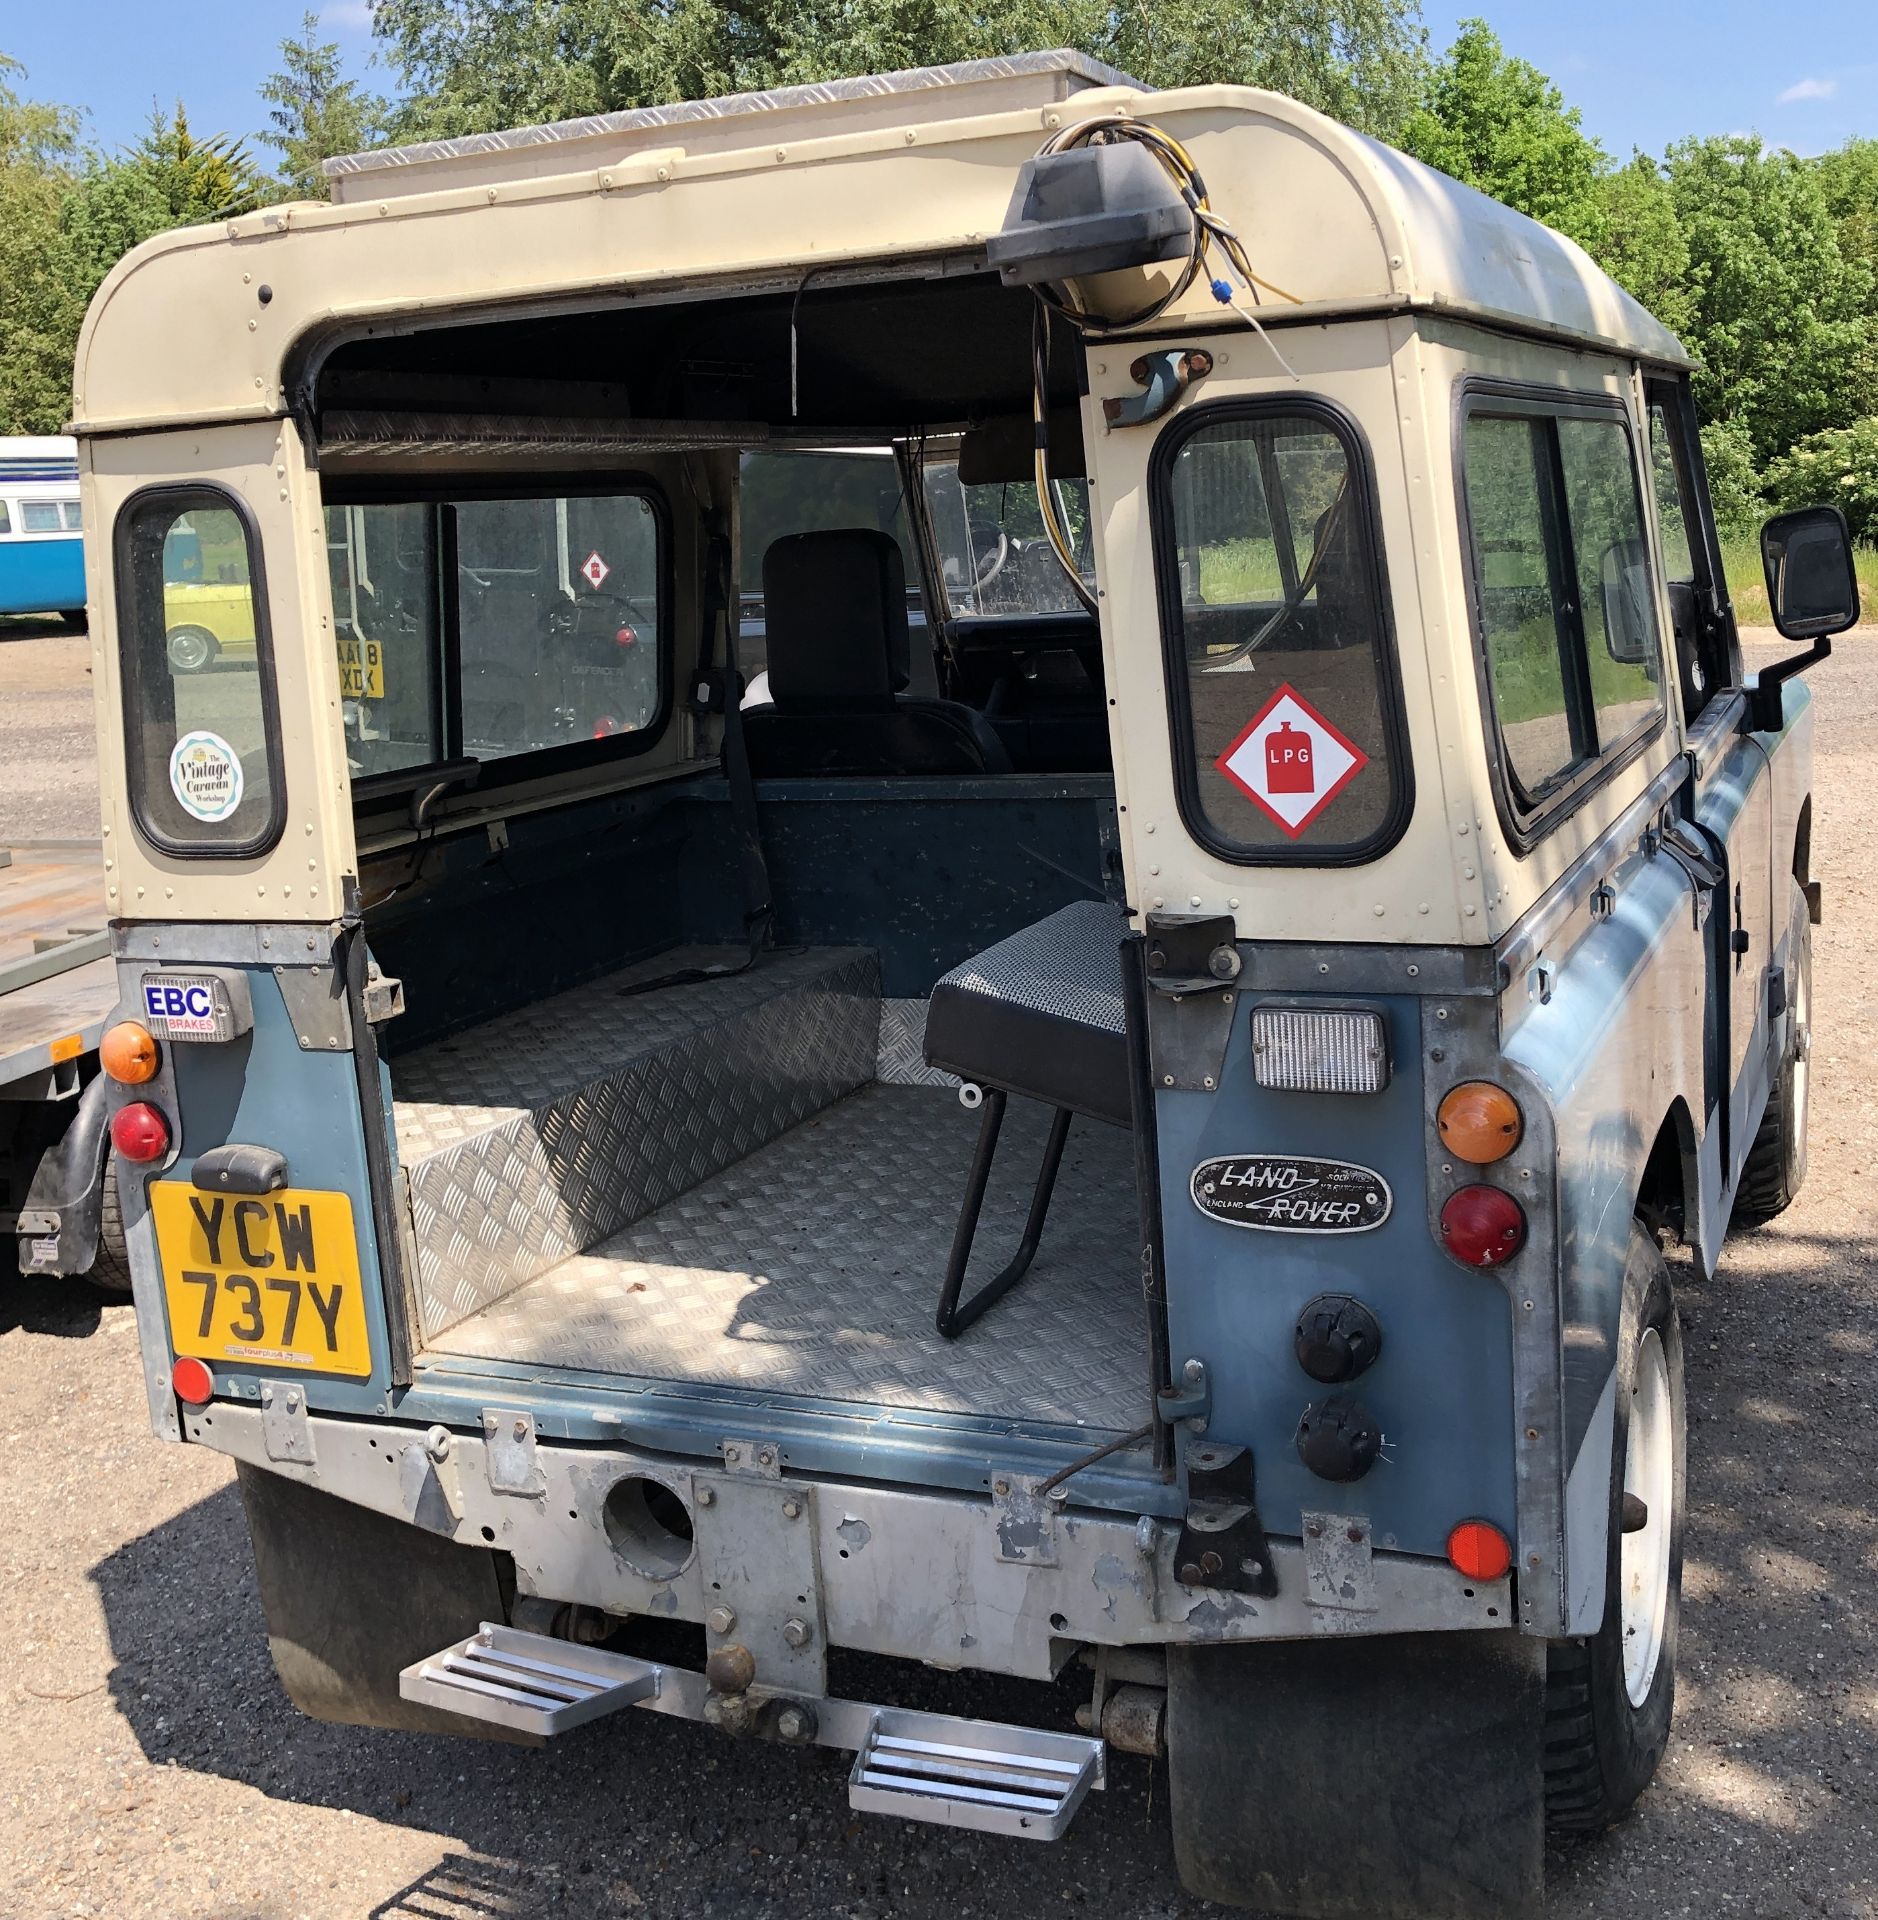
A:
744;529;1012;778
922;900;1132;1338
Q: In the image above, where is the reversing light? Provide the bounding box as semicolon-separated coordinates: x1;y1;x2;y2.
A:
171;1357;214;1406
1251;1005;1390;1094
1438;1184;1525;1266
101;1020;160;1085
1437;1082;1523;1164
110;1101;170;1163
1447;1519;1511;1582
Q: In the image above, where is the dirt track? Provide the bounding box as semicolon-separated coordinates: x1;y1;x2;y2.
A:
1;626;1875;1919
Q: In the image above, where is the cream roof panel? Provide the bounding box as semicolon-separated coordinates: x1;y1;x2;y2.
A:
73;57;1689;435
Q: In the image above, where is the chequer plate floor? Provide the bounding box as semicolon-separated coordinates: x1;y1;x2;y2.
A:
428;1082;1150;1434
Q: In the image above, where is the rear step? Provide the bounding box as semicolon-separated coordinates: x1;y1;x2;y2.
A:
402;1624;1105;1839
850;1709;1101;1838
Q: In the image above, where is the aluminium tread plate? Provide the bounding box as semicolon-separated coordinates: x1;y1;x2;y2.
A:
426;1082;1147;1432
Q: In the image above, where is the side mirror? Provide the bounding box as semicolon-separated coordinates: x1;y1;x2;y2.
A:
1746;504;1859;730
1598;537;1656;666
1762;504;1860;640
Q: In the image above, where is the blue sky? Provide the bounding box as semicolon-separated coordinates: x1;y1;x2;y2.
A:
3;2;1875;162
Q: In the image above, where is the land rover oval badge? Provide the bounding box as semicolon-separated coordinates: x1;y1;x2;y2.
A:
1191;1154;1392;1234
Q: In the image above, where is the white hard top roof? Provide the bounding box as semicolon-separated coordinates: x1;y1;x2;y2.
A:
76;53;1687;433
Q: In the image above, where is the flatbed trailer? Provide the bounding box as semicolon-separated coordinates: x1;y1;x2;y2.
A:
0;838;123;1283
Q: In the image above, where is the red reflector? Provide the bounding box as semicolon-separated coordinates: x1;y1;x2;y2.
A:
110;1101;170;1164
171;1356;214;1406
615;625;637;648
1447;1519;1512;1582
1438;1184;1525;1267
592;716;619;739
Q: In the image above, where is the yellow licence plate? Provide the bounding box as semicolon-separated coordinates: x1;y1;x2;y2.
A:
151;1183;372;1376
337;636;386;700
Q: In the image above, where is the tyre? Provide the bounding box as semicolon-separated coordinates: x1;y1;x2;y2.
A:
1544;1222;1684;1832
83;1158;134;1300
1733;878;1811;1226
165;624;218;673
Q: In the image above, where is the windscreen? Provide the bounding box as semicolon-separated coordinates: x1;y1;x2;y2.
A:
921;452;1094;619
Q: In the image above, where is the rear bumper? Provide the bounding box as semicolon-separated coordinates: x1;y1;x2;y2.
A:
188;1400;1508;1677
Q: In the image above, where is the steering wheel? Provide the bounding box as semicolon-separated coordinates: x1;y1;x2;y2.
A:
967;519;1011;593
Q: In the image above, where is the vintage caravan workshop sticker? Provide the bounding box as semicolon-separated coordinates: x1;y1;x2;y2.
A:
1215;683;1368;838
168;730;244;823
1192;1153;1393;1234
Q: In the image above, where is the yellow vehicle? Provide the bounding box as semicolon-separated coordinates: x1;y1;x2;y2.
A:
161;579;256;674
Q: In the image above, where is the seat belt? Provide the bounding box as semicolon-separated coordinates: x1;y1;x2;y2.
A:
620;510;774;996
710;512;776;961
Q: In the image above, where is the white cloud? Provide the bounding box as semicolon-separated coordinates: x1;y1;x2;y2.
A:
1777;76;1838;104
321;0;375;30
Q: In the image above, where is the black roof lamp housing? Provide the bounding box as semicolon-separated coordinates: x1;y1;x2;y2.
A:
986;141;1193;287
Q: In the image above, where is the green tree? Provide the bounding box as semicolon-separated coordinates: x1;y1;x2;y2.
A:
370;0;1428;144
260;12;390;198
1666;135;1874;465
1586;153;1694;340
61;105;270;294
1397;19;1605;243
0;55;83;433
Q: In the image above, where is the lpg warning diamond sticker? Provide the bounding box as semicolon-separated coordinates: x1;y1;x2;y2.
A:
580;550;610;589
1215;683;1368;838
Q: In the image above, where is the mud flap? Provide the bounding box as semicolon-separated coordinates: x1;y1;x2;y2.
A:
237;1461;538;1743
1166;1630;1544;1919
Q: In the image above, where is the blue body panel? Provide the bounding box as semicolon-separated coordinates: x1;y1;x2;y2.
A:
0;534;84;616
1158;993;1516;1558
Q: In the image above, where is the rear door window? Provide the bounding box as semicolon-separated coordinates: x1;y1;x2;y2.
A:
117;488;282;856
1152;401;1410;863
1461;394;1667;831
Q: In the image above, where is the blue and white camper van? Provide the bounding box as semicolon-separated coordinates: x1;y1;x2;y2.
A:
0;436;85;624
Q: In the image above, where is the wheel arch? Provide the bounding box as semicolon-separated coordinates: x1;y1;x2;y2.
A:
1633;1095;1699;1251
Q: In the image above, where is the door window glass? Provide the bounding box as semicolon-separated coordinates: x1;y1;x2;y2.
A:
117;490;281;855
1648;407;1695;584
1558;417;1664;750
1157;407;1408;862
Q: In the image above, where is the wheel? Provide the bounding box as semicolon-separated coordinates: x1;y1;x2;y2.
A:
1544;1222;1684;1832
83;1159;134;1299
58;608;86;632
166;624;218;673
1733;878;1811;1226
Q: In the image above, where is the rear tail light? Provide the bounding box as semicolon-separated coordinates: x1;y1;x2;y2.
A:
615;625;637;648
1437;1081;1522;1163
1438;1184;1525;1266
110;1101;170;1163
1251;1005;1389;1094
1446;1519;1511;1581
101;1020;160;1084
592;716;620;738
171;1357;214;1405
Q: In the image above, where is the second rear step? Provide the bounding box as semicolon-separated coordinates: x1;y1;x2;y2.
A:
403;1623;1105;1839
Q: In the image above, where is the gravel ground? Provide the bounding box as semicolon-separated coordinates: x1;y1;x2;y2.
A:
0;617;102;842
2;629;1875;1920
